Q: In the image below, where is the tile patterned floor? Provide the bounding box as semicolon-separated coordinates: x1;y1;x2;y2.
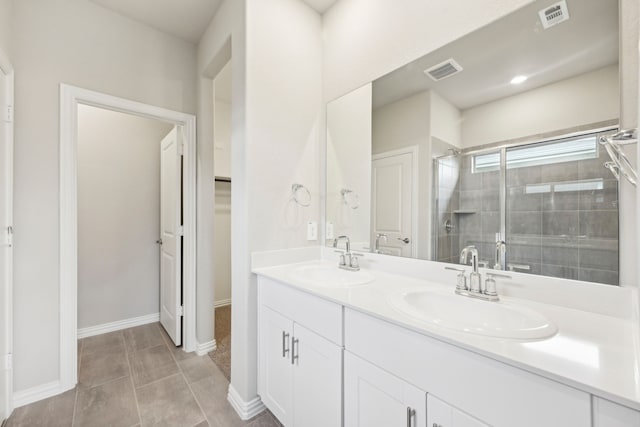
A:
6;323;280;427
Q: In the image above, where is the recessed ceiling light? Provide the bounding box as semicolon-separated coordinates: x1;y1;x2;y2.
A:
510;75;528;85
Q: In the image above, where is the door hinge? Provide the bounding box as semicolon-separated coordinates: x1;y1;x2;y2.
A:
3;353;12;371
4;105;13;123
177;225;184;236
6;226;12;247
177;306;184;317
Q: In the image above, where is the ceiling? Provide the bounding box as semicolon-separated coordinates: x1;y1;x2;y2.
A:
90;0;337;44
373;0;619;110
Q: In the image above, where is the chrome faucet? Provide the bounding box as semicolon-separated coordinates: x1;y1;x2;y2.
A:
460;245;481;292
333;235;363;271
445;245;511;302
493;240;506;270
374;233;387;254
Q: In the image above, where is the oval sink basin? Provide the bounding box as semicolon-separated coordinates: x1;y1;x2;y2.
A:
390;290;557;340
289;264;375;288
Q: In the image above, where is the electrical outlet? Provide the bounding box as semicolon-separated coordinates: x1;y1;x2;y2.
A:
326;221;334;240
307;221;318;241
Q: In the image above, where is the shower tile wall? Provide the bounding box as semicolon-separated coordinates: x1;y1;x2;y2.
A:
505;144;619;285
453;155;501;266
435;156;460;264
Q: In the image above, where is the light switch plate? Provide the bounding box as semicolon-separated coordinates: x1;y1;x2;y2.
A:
326;221;334;240
307;221;318;241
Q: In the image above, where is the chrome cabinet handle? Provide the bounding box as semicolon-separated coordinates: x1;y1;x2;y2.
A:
282;331;290;358
398;237;410;244
406;407;415;427
291;337;299;365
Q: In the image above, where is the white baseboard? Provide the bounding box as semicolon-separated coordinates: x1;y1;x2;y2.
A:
195;339;217;356
13;381;65;408
77;312;160;339
214;298;231;308
227;384;265;420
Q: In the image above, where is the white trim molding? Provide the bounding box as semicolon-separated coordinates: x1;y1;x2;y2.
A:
214;298;232;308
195;339;217;356
13;381;63;409
77;313;160;339
0;47;14;421
227;384;266;421
59;84;198;392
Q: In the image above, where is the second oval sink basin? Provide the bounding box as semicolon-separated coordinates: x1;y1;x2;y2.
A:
390;290;557;340
289;264;375;288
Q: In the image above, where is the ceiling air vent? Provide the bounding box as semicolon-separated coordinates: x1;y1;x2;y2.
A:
538;1;570;29
424;59;463;82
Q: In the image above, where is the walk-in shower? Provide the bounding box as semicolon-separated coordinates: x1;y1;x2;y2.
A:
433;128;620;285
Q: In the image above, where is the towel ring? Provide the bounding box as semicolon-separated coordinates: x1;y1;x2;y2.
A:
291;183;311;207
341;188;360;209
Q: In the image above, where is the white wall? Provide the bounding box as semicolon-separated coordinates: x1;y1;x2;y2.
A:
197;0;244;401
198;0;323;407
213;62;232;306
323;0;534;103
77;105;172;329
0;0;11;58
461;65;619;148
373;91;431;259
430;91;462;148
326;83;372;247
12;0;196;392
214;101;232;178
214;61;232;179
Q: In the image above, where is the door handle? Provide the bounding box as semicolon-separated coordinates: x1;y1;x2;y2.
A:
156;239;163;245
406;407;415;427
291;337;299;365
398;237;410;244
282;331;290;357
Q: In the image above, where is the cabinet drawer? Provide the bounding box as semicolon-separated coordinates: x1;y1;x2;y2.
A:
345;308;591;427
258;276;343;345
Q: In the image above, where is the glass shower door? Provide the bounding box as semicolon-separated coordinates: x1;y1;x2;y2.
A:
504;133;619;284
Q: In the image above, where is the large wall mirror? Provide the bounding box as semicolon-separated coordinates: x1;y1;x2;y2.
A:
326;0;623;285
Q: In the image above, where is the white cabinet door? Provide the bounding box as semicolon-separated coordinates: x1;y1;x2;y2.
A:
292;324;342;427
345;351;426;427
593;397;640;427
259;306;293;425
428;395;489;427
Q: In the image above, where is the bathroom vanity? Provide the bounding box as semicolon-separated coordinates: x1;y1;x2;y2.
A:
253;250;640;427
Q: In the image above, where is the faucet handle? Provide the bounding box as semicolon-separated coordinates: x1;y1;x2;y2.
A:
484;272;511;298
351;252;364;257
445;266;468;291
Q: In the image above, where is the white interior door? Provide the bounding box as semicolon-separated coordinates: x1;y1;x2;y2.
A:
371;151;415;257
160;127;182;345
0;66;12;422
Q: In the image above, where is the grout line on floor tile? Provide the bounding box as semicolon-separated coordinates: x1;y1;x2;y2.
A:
161;325;209;426
123;332;143;427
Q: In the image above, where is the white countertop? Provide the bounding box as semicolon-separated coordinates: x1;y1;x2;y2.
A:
253;258;640;411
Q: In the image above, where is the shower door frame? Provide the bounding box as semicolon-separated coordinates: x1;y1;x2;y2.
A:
433;122;619;274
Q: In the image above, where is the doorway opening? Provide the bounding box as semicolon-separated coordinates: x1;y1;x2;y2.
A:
59;85;197;391
210;60;233;381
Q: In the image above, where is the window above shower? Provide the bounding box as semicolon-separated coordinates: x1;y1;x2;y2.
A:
473;136;599;173
324;0;626;286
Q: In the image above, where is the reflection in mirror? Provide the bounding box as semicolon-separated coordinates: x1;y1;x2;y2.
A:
325;0;621;285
